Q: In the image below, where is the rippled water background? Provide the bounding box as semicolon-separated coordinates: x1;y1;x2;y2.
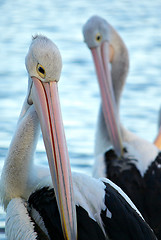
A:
0;0;161;238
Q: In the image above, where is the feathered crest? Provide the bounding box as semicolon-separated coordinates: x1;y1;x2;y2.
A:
32;34;45;41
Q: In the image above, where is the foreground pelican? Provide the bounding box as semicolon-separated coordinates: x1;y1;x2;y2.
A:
0;35;157;240
0;35;77;240
83;15;161;238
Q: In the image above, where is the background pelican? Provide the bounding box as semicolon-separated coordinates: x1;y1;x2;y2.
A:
83;15;161;239
0;35;157;240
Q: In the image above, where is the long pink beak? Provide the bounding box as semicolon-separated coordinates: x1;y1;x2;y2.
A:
31;77;77;240
91;41;123;157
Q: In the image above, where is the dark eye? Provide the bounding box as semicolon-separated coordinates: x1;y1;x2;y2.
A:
38;66;45;74
36;63;46;78
95;33;102;42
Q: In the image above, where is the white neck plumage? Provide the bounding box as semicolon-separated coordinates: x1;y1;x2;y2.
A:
0;95;40;209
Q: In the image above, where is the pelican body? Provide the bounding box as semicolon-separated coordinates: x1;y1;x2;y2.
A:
83;15;161;239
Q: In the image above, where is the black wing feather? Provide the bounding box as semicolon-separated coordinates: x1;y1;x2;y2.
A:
105;149;145;216
105;150;161;239
101;181;157;240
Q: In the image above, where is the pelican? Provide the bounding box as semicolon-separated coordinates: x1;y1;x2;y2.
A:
0;35;157;240
0;35;77;240
83;15;161;238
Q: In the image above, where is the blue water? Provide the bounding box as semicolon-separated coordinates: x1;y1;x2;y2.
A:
0;0;161;238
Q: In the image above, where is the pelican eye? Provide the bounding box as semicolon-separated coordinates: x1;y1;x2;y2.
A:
36;63;46;79
95;33;102;42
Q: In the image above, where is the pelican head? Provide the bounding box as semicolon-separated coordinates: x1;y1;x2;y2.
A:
26;35;62;83
83;16;123;157
25;35;77;240
83;16;111;49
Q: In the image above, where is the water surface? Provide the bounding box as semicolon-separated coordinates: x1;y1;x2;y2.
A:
0;0;161;238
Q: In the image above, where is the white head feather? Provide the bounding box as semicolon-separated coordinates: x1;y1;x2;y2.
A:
25;35;62;82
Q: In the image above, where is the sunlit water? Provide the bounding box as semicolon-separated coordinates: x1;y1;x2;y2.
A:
0;0;161;238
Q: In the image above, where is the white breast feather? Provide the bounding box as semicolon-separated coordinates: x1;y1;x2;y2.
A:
5;198;38;240
122;128;159;176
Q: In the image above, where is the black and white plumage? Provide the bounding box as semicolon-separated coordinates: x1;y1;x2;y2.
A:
6;173;157;240
0;34;157;240
83;15;161;239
